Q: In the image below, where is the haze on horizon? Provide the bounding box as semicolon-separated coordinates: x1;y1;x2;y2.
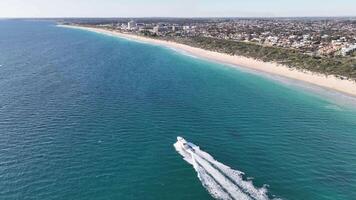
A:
0;0;356;18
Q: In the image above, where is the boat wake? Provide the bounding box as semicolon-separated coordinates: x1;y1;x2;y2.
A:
174;137;278;200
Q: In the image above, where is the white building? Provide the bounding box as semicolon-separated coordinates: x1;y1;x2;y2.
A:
183;26;190;30
341;44;356;56
152;25;160;34
172;25;183;32
152;25;167;34
127;20;136;30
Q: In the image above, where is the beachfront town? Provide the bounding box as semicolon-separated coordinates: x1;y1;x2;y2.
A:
80;18;356;57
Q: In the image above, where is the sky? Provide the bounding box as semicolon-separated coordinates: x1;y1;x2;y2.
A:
0;0;356;18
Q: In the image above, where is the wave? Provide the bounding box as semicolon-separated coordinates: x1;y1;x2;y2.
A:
166;47;199;59
174;137;278;200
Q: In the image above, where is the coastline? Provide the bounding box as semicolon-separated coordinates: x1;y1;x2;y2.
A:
58;25;356;97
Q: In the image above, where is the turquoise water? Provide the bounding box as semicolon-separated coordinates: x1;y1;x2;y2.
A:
0;20;356;200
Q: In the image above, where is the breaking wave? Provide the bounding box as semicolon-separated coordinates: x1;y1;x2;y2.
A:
174;139;279;200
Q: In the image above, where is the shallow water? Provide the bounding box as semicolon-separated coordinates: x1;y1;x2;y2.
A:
0;20;356;200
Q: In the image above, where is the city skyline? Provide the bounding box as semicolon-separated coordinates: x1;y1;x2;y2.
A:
1;0;356;18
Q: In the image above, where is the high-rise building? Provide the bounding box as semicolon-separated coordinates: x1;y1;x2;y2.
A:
127;20;136;30
153;25;160;33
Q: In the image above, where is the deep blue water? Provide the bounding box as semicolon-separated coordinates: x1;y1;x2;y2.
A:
0;20;356;200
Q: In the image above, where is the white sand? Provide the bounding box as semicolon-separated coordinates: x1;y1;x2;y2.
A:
59;25;356;97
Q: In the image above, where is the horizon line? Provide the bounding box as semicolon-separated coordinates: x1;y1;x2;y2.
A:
1;16;356;19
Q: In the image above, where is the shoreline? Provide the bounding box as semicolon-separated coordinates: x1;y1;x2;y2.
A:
59;25;356;98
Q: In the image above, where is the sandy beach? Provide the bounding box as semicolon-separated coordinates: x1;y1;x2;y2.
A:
59;25;356;97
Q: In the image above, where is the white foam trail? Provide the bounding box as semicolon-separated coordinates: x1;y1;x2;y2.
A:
192;158;233;200
174;138;276;200
192;153;252;200
195;149;270;200
174;142;233;199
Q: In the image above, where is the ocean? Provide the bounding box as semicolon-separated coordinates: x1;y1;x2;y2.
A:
0;20;356;200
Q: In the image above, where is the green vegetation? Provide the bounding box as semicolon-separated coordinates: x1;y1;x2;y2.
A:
163;36;356;80
97;25;356;81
